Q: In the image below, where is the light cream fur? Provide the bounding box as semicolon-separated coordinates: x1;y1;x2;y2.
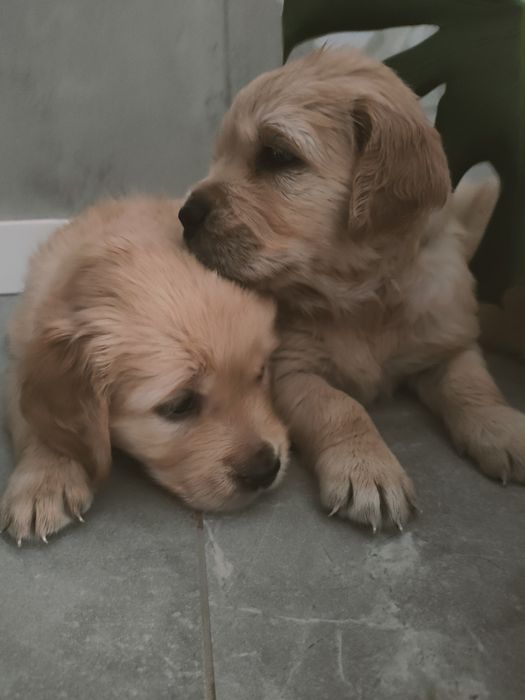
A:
182;48;525;530
454;180;525;359
1;197;288;544
450;180;525;358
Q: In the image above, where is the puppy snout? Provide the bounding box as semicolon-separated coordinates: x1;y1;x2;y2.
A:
179;193;211;236
235;443;281;491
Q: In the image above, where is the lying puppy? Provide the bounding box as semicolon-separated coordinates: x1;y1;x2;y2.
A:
180;48;525;531
0;197;288;544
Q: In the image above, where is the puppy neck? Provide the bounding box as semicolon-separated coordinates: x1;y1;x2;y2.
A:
272;224;421;323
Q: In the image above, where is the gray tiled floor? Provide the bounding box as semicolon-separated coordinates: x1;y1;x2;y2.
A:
1;294;524;700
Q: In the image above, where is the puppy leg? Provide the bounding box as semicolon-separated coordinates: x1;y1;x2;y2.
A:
1;443;93;545
412;346;525;484
1;371;92;544
274;370;416;530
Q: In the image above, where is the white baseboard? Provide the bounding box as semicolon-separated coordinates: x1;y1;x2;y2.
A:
0;219;67;294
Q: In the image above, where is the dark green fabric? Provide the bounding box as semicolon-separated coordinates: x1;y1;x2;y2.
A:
282;0;525;303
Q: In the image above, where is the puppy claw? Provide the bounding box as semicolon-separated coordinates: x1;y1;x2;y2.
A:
318;444;415;534
456;406;525;484
17;538;22;548
1;458;93;545
77;514;85;523
396;522;404;532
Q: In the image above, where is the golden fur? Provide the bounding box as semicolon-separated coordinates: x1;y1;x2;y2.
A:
1;197;288;544
181;48;525;530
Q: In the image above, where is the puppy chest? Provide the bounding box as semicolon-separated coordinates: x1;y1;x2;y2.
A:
281;319;450;405
320;329;390;404
320;322;442;403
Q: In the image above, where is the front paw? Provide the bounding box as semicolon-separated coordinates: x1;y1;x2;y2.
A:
316;438;416;532
0;456;93;545
454;405;525;484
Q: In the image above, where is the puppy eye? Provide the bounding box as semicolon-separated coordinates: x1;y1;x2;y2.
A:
155;391;200;421
257;145;303;172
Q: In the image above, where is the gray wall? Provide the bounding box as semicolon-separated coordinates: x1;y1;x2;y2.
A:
0;0;282;219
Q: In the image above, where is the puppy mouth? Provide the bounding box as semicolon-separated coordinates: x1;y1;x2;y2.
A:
183;223;260;284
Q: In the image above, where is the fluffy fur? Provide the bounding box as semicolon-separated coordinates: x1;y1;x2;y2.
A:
181;48;525;531
1;197;288;544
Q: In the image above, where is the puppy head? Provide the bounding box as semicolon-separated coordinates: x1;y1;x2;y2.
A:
21;240;288;511
181;49;450;299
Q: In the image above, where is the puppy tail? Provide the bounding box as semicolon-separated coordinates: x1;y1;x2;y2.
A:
452;177;500;262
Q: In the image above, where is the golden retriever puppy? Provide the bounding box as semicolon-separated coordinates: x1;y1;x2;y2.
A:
0;197;288;544
180;48;525;531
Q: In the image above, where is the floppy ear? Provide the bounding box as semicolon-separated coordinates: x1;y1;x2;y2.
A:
20;318;111;483
349;97;451;233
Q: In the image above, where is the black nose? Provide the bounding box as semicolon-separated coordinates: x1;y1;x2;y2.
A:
179;193;210;234
236;444;281;491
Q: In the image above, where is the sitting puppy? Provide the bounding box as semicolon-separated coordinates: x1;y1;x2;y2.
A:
180;48;525;531
0;197;288;544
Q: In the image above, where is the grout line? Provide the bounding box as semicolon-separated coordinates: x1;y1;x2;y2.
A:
222;0;232;108
196;512;217;700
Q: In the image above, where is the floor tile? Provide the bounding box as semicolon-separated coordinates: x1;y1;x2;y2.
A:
3;290;524;700
204;359;525;700
0;296;204;700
